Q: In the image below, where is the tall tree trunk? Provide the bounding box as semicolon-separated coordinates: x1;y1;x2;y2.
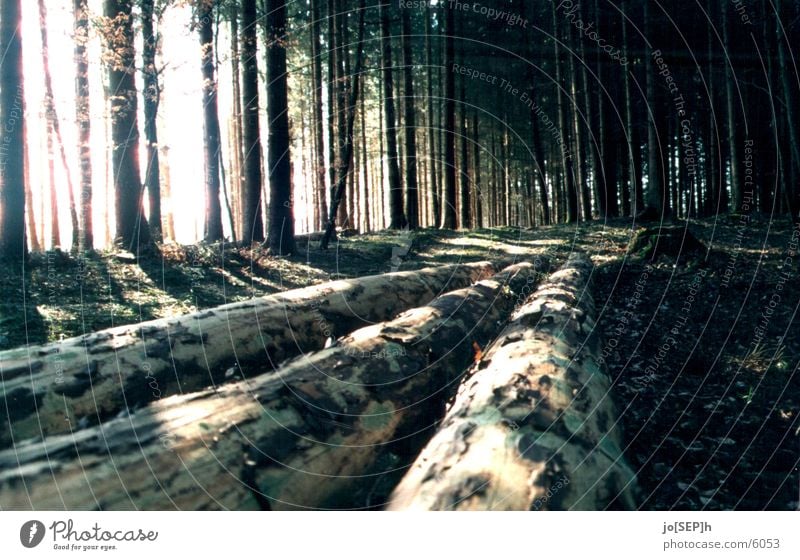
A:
381;1;405;229
551;2;578;223
104;0;150;251
45;120;60;248
310;0;327;231
359;86;370;231
159;146;176;241
621;0;642;216
326;0;337;227
472;111;482;227
0;0;25;259
240;0;264;242
441;5;457;229
335;3;350;228
198;1;224;242
458;53;471;229
23;119;40;252
425;5;440;228
643;1;665;219
74;0;93;251
229;7;244;240
402;9;419;229
320;0;366;250
722;0;741;213
266;0;295;255
141;0;162;242
775;1;800;221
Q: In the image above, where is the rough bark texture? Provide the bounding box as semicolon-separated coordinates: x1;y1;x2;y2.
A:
198;1;224;243
240;0;264;243
0;262;542;510
0;262;498;447
105;0;150;251
74;0;93;251
0;0;26;259
265;0;295;255
388;254;639;511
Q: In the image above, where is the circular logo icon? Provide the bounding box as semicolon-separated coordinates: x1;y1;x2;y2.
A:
20;520;45;548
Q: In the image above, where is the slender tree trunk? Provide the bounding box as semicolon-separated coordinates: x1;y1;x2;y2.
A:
381;1;405;229
23;118;40;252
326;0;338;234
359;86;370;231
425;6;440;228
402;10;419;229
198;2;224;242
472;111;482;227
229;9;244;240
441;5;457;229
140;0;161;242
551;2;578;223
320;0;366;250
74;0;93;251
458;53;471;229
643;1;665;219
722;0;741;213
310;0;327;231
776;2;800;221
240;0;264;242
266;0;295;254
0;0;25;259
104;0;150;251
621;0;642;216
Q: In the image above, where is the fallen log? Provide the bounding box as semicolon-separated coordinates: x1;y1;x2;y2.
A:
0;261;498;446
0;261;543;510
388;253;639;510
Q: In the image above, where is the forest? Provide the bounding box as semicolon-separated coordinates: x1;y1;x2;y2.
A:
0;0;798;512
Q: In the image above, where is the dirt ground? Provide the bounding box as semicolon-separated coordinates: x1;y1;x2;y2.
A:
1;217;797;510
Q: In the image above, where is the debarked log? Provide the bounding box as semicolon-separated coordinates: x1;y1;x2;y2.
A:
0;261;546;510
388;253;640;510
0;261;498;446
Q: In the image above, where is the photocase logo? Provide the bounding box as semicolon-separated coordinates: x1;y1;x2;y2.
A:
20;520;45;548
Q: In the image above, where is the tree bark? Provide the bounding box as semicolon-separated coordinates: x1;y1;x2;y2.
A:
198;1;224;242
266;0;295;254
722;0;742;213
0;263;540;510
0;0;25;259
310;0;328;231
141;0;162;242
105;0;150;252
402;9;419;229
74;0;93;251
320;0;367;250
642;1;665;220
551;2;578;223
425;5;440;228
389;254;639;511
441;5;457;229
0;260;498;446
240;0;264;242
381;2;405;230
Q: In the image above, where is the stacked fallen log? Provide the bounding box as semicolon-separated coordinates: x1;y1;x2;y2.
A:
0;261;544;510
388;253;639;510
0;261;497;446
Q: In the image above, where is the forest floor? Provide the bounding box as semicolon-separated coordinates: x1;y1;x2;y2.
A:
1;217;798;510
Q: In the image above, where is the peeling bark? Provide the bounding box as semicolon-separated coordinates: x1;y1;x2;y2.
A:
0;262;543;510
388;254;639;510
0;261;497;446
